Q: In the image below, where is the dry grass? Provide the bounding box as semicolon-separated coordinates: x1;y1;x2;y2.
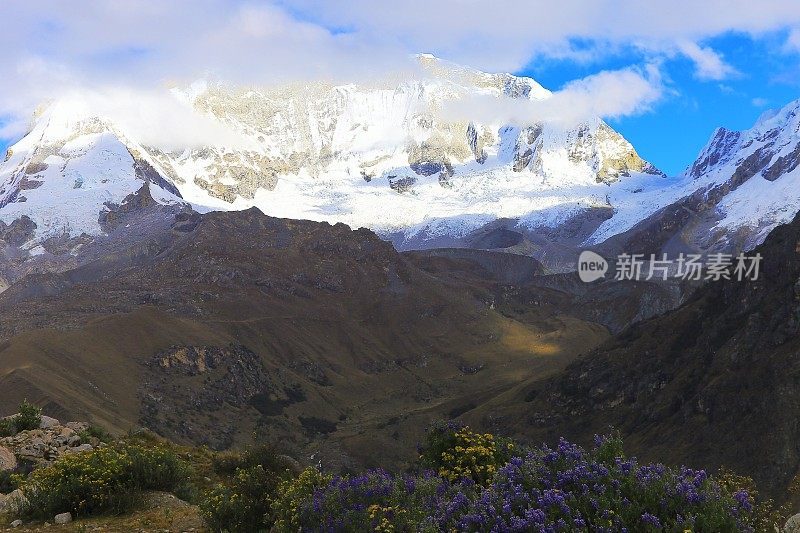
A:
1;493;207;532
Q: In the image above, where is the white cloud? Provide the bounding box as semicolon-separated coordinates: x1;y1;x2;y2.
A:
79;88;261;150
784;28;800;53
752;97;769;107
439;65;663;128
676;41;738;80
0;1;413;127
285;0;800;70
1;0;800;147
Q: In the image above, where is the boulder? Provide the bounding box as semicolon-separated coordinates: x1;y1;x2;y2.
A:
65;422;88;432
0;489;27;516
63;443;93;454
10;519;22;528
0;446;16;472
38;416;60;429
141;491;191;510
54;512;72;524
785;513;800;533
0;417;94;465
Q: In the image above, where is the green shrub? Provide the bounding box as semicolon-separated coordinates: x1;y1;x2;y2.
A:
280;468;461;532
715;466;791;532
200;465;277;532
0;470;15;493
211;444;292;477
77;425;113;444
417;421;515;485
269;467;333;531
21;441;191;518
13;400;41;431
0;458;34;494
0;418;16;437
200;446;301;532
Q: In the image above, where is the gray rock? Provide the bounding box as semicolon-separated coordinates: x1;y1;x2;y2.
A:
10;519;22;528
64;443;93;454
39;415;60;429
0;489;27;516
54;512;72;524
785;512;800;533
140;491;191;510
0;445;16;472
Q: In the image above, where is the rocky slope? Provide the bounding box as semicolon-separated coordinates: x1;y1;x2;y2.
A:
469;208;800;499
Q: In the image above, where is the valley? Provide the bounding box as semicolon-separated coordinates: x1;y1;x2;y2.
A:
0;205;616;473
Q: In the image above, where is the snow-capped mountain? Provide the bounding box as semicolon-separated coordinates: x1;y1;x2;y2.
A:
3;55;800;272
683;101;800;248
592;98;800;257
0;100;184;254
0;56;662;258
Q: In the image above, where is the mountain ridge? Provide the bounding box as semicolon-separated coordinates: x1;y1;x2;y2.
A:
0;206;616;468
0;57;662;260
3;58;800;276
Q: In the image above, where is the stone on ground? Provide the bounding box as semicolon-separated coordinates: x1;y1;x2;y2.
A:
54;511;73;524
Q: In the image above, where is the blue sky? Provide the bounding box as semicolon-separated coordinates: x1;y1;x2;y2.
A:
2;2;800;177
522;32;800;175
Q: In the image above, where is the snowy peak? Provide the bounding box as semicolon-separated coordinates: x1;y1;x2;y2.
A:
154;71;661;229
0;60;663;252
415;53;552;100
686;127;743;180
680;97;800;246
0;100;184;247
607;96;800;255
687;98;800;184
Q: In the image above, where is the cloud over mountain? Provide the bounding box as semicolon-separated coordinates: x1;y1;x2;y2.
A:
1;0;800;145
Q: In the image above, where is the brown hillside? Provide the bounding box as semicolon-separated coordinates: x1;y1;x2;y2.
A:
470;211;800;499
0;208;608;471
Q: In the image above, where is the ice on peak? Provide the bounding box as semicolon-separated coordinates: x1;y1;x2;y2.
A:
755;108;780;127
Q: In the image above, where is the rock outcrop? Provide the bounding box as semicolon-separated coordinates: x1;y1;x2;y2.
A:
0;448;14;473
0;416;92;466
